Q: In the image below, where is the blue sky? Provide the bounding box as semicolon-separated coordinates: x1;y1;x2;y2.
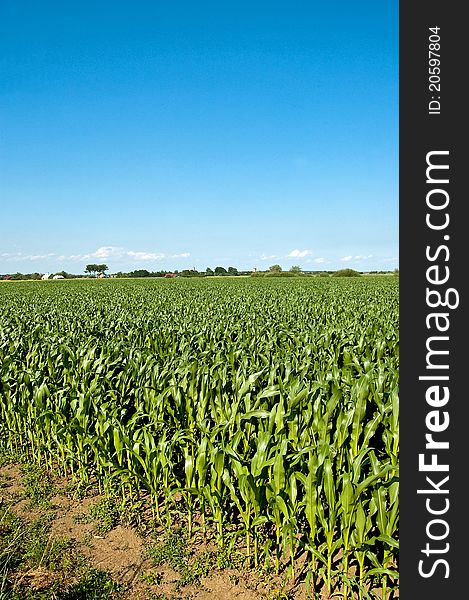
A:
1;1;398;274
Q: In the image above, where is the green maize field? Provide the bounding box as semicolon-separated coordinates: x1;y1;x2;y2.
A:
0;276;398;598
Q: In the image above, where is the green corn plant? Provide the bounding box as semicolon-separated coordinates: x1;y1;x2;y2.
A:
0;275;399;595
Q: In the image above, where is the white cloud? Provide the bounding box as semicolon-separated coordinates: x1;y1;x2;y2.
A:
287;249;312;258
0;252;57;261
68;247;190;264
127;251;165;261
82;246;124;260
0;246;191;267
341;254;373;262
259;254;278;261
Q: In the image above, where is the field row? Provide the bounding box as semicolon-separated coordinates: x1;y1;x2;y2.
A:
0;277;399;598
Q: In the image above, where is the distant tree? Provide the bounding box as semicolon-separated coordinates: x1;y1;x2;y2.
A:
96;264;108;275
85;264;96;276
129;269;150;278
269;264;282;273
205;267;214;276
227;266;238;275
332;268;361;277
85;264;108;276
393;268;399;277
214;266;227;275
289;265;302;273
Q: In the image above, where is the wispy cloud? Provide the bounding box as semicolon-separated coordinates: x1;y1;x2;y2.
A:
75;247;190;262
382;256;399;263
0;246;190;265
0;252;56;261
340;254;373;262
287;249;312;258
259;253;278;261
81;246;124;260
127;250;165;261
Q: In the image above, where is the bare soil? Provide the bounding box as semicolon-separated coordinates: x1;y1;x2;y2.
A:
0;461;397;600
0;462;297;599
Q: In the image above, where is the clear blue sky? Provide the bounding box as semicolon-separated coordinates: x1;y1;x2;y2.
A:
1;1;398;274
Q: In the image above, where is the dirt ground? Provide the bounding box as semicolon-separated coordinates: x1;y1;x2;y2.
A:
0;461;398;600
0;461;314;600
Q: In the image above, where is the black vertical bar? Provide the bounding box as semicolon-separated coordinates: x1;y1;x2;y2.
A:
400;2;466;598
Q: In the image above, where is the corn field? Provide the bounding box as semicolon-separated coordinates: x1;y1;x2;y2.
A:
0;276;399;598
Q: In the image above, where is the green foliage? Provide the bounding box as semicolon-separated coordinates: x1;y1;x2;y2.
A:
74;497;121;535
20;463;55;508
332;268;361;277
268;264;282;273
84;264;108;276
264;270;296;277
146;528;188;571
146;528;214;588
0;508;83;598
0;276;399;598
61;568;124;599
128;269;151;278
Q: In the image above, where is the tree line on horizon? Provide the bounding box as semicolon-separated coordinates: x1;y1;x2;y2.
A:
1;265;399;281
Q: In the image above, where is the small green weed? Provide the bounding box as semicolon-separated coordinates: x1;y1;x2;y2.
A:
20;463;55;508
146;528;216;589
73;497;120;535
140;570;163;585
0;507;88;599
61;567;124;599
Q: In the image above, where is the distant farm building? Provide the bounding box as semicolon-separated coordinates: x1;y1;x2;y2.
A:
53;274;65;279
164;273;176;278
41;273;51;280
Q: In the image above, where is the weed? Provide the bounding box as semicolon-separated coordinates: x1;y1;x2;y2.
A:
20;464;55;508
216;547;245;570
74;497;120;535
0;450;22;469
0;507;88;599
146;528;188;572
140;570;163;585
145;527;217;589
61;567;124;599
